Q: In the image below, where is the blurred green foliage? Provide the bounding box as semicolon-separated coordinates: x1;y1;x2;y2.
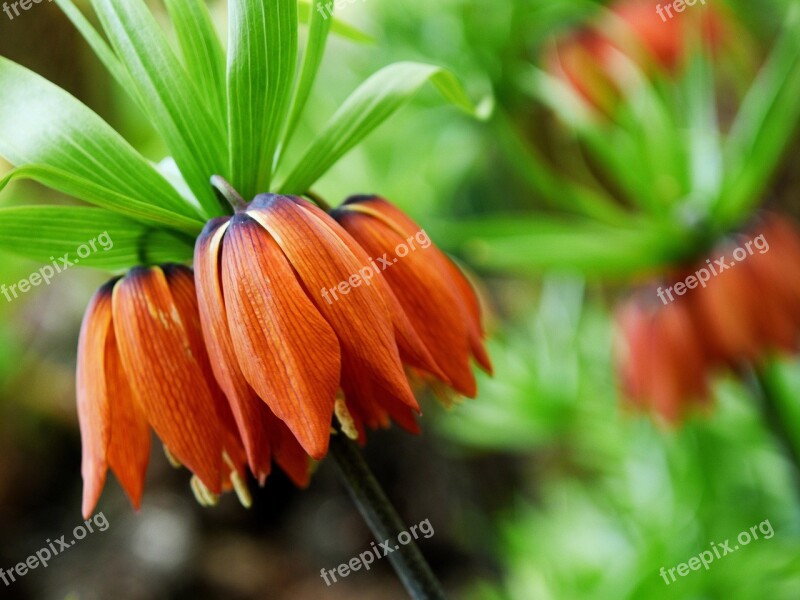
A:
444;279;800;598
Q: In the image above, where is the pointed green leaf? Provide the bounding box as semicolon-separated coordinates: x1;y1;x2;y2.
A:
54;0;136;95
278;0;333;168
227;0;298;197
717;7;800;226
0;206;194;271
90;0;227;216
0;166;204;234
278;62;491;194
0;58;203;228
164;0;227;120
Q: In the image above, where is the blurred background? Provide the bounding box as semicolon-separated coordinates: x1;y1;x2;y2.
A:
2;0;800;598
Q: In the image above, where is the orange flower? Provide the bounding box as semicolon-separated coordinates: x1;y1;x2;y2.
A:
616;213;800;421
77;264;307;519
547;0;727;114
331;196;492;401
194;194;447;455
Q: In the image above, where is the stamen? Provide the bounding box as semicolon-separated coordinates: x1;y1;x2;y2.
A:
190;476;219;507
230;470;253;508
222;451;252;508
334;396;359;440
163;445;182;469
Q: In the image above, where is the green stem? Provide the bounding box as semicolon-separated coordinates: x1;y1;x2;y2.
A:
328;432;447;600
210;175;248;213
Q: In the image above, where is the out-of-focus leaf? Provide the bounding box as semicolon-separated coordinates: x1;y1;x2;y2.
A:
680;49;722;213
521;66;653;207
297;0;373;43
279;61;491;194
227;0;298;197
165;0;227;120
0;206;194;270
432;216;689;276
496;111;629;226
0;58;203;230
90;0;227;217
716;7;800;227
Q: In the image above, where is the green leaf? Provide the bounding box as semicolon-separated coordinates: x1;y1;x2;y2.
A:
0;58;203;229
54;0;136;95
431;216;690;277
716;7;800;226
0;166;203;234
297;0;373;43
278;0;333;168
680;50;722;213
495;111;629;226
90;0;227;217
519;66;653;207
0;206;194;271
279;61;490;194
164;0;227;120
227;0;298;197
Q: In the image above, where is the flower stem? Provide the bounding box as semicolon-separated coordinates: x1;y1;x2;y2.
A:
328;432;447;600
748;365;800;491
210;175;248;213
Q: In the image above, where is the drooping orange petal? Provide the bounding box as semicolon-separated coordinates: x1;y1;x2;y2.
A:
296;198;449;384
439;257;493;374
221;214;340;459
340;197;492;376
195;218;278;482
615;300;655;409
267;410;312;488
104;325;151;512
112;267;224;493
248;195;419;415
334;208;477;396
162;264;249;480
76;282;115;519
692;252;761;365
656;301;711;420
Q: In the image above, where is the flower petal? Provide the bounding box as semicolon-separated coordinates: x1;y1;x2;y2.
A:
105;325;151;512
340;197;492;381
248;196;419;416
298;198;448;384
195;218;283;482
334;207;478;396
112;266;224;493
163;264;249;476
76;282;115;519
221;214;340;459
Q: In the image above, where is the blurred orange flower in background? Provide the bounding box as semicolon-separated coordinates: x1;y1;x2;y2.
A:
616;214;800;421
546;0;728;113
